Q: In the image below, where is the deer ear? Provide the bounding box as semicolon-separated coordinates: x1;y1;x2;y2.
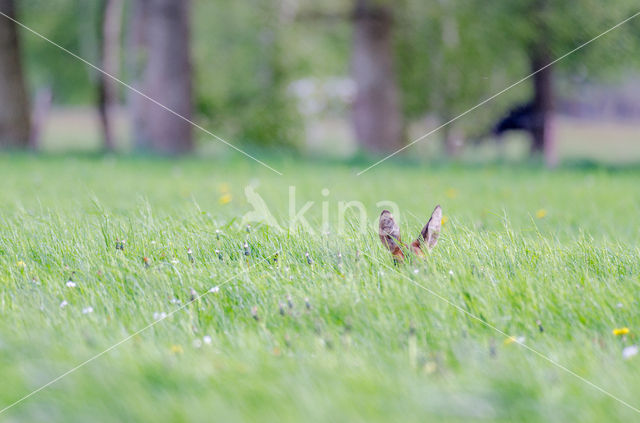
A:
420;205;442;250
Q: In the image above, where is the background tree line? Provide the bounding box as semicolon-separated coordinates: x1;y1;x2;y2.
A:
1;0;639;165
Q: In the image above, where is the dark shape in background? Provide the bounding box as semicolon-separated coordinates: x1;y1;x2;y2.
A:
0;0;31;148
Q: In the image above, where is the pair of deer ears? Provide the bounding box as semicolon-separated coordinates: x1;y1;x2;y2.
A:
379;205;442;260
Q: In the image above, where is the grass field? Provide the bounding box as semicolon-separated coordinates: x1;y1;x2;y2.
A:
1;154;640;422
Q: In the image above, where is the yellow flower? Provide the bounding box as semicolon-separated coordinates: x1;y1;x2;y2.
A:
535;209;548;219
613;327;630;336
170;344;183;354
17;260;26;268
219;193;232;205
441;215;449;225
503;335;525;345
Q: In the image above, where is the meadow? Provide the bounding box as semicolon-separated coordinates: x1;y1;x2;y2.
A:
1;154;640;422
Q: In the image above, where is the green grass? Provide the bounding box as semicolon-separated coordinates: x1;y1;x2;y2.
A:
1;154;640;422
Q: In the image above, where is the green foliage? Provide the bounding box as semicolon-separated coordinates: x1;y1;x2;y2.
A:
395;0;640;135
396;0;529;132
11;0;640;150
193;0;302;148
19;0;100;104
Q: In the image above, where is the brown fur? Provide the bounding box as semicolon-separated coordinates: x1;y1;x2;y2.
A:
379;205;442;261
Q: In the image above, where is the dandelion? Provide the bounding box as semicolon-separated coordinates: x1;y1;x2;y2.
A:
504;336;525;345
60;300;68;308
441;215;449;225
82;306;94;314
535;209;548;219
623;345;639;360
209;286;220;293
170;344;183;354
613;327;630;336
219;193;232;205
203;335;212;345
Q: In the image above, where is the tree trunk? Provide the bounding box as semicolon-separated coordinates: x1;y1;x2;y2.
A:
29;86;52;150
0;0;30;148
98;0;123;152
351;0;403;154
126;0;148;150
529;46;557;167
135;0;193;154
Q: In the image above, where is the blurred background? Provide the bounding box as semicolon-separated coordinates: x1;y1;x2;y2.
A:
1;0;640;166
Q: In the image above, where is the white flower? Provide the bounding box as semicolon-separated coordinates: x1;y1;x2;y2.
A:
623;345;639;360
209;286;220;293
153;312;168;320
448;270;454;276
203;335;212;345
170;298;180;304
413;269;419;274
82;306;94;314
66;281;76;288
60;300;68;308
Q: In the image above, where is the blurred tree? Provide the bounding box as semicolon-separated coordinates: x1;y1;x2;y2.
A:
193;0;301;149
131;0;193;154
97;0;123;152
486;0;638;166
350;0;403;153
0;0;31;148
396;0;513;157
